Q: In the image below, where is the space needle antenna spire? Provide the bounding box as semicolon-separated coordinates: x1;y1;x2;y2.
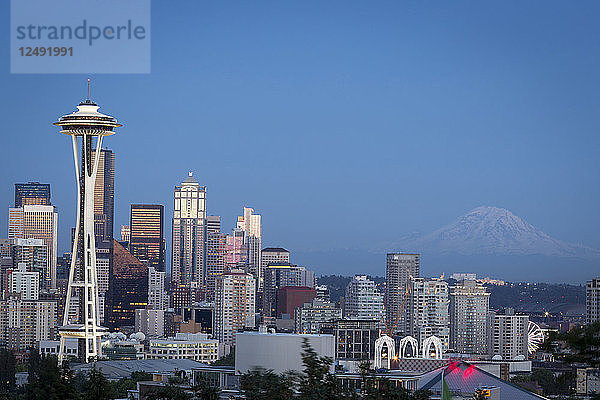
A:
54;82;122;364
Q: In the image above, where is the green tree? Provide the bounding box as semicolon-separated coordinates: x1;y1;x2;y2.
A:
83;367;113;400
298;338;347;400
192;375;220;400
144;383;192;400
25;353;79;400
0;349;16;396
211;350;234;366
240;368;295;400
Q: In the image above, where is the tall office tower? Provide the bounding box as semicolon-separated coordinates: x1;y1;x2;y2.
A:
236;207;262;288
107;240;148;329
91;149;115;244
407;277;450;351
586;277;600;325
14;182;51;207
0;296;57;351
449;279;490;354
148;266;169;310
54;88;120;363
214;270;255;345
344;275;385;322
263;263;315;317
261;247;290;271
8;263;40;300
95;241;111;324
488;308;529;360
172;172;207;286
225;229;247;270
120;225;130;242
206;230;227;302
385;253;419;334
130;204;165;271
8;205;58;289
207;216;221;234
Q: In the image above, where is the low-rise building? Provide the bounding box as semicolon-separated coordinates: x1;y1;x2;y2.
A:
148;333;219;363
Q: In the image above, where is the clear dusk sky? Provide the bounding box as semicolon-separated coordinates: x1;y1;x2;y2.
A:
1;1;599;277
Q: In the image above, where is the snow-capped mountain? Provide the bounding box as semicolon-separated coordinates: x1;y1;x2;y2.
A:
397;206;600;258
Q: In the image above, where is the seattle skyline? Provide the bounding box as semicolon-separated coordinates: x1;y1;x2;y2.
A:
2;1;600;282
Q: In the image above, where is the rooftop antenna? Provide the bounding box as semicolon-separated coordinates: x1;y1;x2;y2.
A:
87;78;90;101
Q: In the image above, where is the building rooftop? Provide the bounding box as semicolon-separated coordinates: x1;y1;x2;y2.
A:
71;359;208;380
262;247;289;253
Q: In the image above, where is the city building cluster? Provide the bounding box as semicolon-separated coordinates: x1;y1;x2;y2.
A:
2;93;599;400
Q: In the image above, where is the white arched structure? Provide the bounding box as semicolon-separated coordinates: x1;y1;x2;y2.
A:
399;336;419;358
421;336;443;359
374;335;396;369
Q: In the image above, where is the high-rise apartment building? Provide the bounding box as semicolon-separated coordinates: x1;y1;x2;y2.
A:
214;270;255;345
263;263;315;317
130;204;165;271
8;263;40;301
91;149;115;244
172;172;207;286
10;238;47;282
488;308;529;360
586;277;600;325
14;182;51;208
385;253;419;334
148;266;169;310
236;207;262;288
407;277;450;351
0;296;57;351
344;275;384;323
8;205;58;289
450;279;490;354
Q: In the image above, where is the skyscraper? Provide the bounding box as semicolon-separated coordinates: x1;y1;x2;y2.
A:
172;172;206;286
8;205;58;289
236;207;262;288
107;240;148;329
450;279;490;354
407;277;450;351
344;275;384;322
586;277;600;325
261;247;290;272
91;149;115;244
385;253;419;334
263;263;315;317
130;204;165;271
148;266;169;310
14;182;51;208
206;217;227;302
214;270;255;345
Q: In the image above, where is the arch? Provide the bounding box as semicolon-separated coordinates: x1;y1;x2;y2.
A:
399;336;418;358
421;336;443;359
374;335;396;369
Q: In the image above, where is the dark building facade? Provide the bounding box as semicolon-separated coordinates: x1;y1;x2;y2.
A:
14;182;51;207
276;286;316;318
107;240;148;329
130;204;165;272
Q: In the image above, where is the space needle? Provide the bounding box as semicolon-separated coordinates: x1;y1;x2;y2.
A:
54;80;122;363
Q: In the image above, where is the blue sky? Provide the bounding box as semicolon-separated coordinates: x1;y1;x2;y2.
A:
1;1;600;277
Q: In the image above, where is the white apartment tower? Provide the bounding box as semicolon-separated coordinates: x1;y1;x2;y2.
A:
172;172;207;286
407;277;450;351
450;279;490;354
148;266;169;310
214;270;255;345
344;275;384;322
236;207;262;289
586;277;600;325
488;308;529;360
386;253;419;334
8;205;58;289
9;263;40;301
